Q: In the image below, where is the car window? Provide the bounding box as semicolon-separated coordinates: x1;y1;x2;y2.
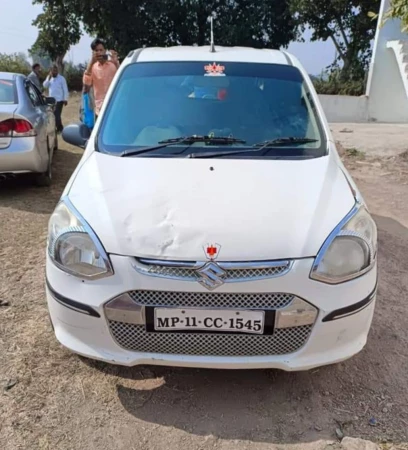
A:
98;61;327;159
0;80;17;104
31;83;45;105
26;81;42;107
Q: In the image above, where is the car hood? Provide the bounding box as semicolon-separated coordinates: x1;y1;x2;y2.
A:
68;152;355;261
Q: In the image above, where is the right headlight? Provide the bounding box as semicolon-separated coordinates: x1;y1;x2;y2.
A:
310;204;377;284
47;198;113;280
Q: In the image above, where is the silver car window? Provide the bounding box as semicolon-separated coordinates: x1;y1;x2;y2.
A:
0;80;16;104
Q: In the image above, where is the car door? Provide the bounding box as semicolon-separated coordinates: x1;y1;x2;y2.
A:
33;83;56;142
24;80;49;163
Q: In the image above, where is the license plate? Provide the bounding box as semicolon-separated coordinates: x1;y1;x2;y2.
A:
154;308;265;334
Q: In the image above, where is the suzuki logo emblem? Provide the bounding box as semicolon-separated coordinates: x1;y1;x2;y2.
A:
196;262;226;291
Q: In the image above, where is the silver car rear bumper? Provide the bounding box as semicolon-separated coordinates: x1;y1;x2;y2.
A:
0;137;45;174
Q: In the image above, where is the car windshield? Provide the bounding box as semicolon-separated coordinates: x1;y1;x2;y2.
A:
98;61;327;159
0;80;17;104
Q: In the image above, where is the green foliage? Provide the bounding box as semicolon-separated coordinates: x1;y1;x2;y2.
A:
64;62;85;92
384;0;408;32
345;147;365;158
30;0;82;66
312;69;367;96
34;0;298;59
290;0;380;81
0;52;83;91
0;53;31;75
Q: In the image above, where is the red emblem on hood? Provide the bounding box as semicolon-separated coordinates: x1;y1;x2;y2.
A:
204;243;221;260
207;246;217;257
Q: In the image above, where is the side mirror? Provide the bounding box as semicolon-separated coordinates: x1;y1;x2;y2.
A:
45;96;56;106
62;122;91;149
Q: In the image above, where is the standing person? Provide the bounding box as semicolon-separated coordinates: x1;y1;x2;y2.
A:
83;38;119;119
27;63;42;92
43;65;69;133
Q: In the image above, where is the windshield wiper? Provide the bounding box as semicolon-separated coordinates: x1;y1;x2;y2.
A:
160;135;246;145
188;137;319;159
253;137;319;148
120;135;246;157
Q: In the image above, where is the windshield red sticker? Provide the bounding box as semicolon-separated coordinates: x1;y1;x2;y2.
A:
204;62;226;76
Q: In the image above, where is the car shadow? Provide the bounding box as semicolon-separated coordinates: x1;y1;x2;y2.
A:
83;221;408;444
0;147;82;214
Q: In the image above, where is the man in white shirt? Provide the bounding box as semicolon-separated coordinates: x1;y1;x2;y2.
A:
43;65;69;132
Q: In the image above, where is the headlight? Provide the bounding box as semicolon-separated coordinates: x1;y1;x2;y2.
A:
311;205;377;284
47;199;113;279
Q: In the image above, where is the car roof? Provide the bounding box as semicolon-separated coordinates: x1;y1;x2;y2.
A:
129;46;291;65
0;72;25;81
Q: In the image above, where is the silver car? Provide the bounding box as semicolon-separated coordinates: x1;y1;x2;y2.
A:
0;72;57;186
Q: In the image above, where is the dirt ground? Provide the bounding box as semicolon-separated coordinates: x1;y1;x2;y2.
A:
1;95;408;450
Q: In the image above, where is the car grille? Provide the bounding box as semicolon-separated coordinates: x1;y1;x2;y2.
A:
108;322;313;356
141;263;290;281
128;290;294;310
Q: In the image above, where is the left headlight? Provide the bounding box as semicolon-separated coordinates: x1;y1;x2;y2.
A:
311;204;377;284
47;199;113;279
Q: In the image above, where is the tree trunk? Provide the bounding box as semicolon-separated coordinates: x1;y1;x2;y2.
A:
340;56;351;81
54;54;65;74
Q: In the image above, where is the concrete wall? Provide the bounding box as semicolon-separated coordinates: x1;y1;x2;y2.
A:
318;95;369;123
315;0;408;124
366;0;408;122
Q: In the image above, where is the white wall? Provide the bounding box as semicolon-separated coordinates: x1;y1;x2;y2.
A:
318;95;369;123
366;0;408;122
317;0;408;124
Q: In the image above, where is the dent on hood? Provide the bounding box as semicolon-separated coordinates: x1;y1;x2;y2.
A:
123;199;206;258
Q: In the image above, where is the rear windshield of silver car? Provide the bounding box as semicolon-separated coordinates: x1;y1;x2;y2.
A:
98;61;327;159
0;80;17;104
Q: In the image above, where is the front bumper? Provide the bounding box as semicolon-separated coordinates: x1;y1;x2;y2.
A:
46;254;377;370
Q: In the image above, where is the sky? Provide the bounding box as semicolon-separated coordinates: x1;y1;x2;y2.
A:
0;0;336;75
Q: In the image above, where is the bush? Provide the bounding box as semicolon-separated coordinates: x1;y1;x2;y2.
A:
64;62;85;92
312;70;367;96
0;53;31;76
0;53;84;92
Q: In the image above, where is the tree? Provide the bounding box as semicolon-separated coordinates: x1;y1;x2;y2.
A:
29;51;52;71
30;0;82;71
34;0;298;59
381;0;408;32
290;0;381;81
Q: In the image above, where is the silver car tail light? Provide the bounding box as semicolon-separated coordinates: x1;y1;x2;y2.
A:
0;118;37;138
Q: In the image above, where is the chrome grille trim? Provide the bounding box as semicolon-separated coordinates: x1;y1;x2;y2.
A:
127;291;294;309
134;258;292;282
108;322;313;356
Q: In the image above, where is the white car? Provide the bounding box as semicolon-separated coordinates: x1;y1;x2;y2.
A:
46;46;378;371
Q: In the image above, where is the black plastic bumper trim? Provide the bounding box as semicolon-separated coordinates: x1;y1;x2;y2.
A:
46;279;100;318
322;283;378;323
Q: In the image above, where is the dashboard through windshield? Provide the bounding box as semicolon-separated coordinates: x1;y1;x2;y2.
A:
97;61;327;159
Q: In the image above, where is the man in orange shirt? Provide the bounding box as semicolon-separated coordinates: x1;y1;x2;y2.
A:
83;38;119;119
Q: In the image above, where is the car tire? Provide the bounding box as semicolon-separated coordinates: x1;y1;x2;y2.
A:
35;140;52;187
